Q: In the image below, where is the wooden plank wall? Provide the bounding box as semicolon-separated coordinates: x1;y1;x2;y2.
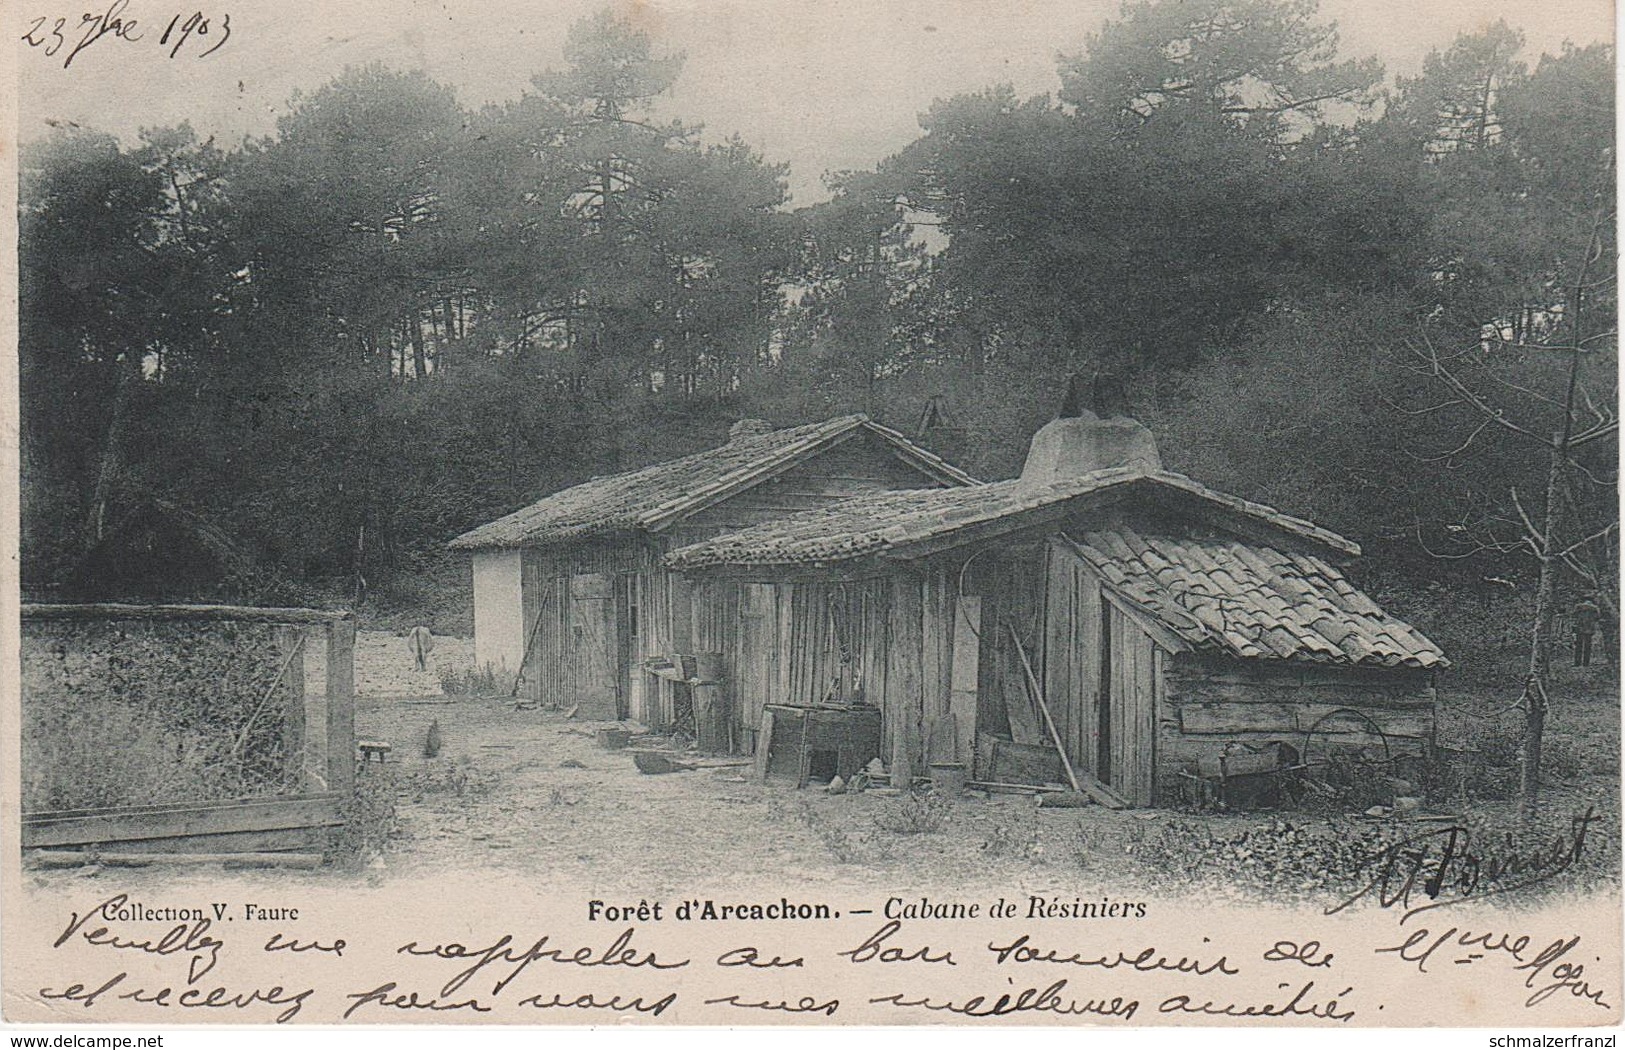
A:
1041;541;1104;778
1158;656;1437;797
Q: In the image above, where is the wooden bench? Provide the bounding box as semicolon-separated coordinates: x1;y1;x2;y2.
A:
357;740;392;764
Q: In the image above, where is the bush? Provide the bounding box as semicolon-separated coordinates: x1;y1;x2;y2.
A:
22;618;301;810
439;662;503;697
793;799;894;864
874;791;952;834
1107;808;1619;905
330;765;403;869
982;803;1043;860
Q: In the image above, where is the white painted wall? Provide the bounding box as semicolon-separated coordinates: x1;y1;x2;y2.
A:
471;550;525;676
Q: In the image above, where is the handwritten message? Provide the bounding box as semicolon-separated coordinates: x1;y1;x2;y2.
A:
14;881;1617;1027
21;0;229;69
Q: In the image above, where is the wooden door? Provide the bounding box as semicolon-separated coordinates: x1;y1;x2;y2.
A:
570;572;619;720
1105;604;1157;806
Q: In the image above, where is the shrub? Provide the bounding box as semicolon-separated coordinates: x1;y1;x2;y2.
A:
794;799;894;864
330;765;403;869
874;791;952;834
22;618;301;810
439;662;504;697
982;803;1043;860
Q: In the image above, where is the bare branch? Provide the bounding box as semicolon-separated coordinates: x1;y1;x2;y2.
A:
1557;521;1618;560
1568;419;1618;449
1410;327;1556;449
1509;487;1548;550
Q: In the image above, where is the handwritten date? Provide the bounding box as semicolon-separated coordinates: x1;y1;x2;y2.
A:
22;0;229;69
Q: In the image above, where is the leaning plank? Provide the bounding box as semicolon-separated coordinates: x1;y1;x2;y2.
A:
752;707;776;782
22;603;350;625
22;796;345;850
967;779;1078;797
1074;768;1131;810
1007;624;1084;796
29;851;324;869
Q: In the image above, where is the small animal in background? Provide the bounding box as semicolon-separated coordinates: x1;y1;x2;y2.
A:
423;719;443;758
408;625;434;671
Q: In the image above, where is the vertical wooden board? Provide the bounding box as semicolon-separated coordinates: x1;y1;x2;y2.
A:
667;569;692;652
649;569;672;726
1040;546;1064;758
752;708;775;782
1108;607;1125;791
919;568;948;760
737;584;774;735
776;584;794;705
949;596;980;765
1141;637;1157;804
324;619;356;795
1124;632;1145;805
1041;544;1075;769
519;552;541;702
1079;567;1103;776
887;576;923;785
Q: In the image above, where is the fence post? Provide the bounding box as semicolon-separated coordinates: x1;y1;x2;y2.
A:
325;617;356;795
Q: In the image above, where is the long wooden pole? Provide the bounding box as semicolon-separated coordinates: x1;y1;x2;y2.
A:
1007;623;1082;795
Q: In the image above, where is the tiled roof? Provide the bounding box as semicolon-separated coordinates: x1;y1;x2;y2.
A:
1062;528;1446;669
449;415;976;550
666;469;1359;568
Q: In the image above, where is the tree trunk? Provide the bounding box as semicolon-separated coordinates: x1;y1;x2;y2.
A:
410;313;428;379
84;355;139;555
1519;440;1566;817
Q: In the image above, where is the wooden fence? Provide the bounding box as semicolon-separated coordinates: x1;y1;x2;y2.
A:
20;603;355;860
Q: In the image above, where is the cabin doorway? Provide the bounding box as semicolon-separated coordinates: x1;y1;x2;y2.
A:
568;572;619;719
1042;537;1157;806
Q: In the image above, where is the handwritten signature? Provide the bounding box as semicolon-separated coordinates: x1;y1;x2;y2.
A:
22;0;229;69
1327;805;1602;919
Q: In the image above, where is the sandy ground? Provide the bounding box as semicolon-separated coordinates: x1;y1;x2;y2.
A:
350;632;1620;897
349;632;1169;896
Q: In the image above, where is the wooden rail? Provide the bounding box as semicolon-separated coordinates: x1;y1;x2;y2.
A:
23;794;347;853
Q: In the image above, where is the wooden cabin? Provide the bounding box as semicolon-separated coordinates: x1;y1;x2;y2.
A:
667;410;1446;805
449;415;976;723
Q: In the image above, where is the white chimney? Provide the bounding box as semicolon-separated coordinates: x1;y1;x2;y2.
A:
1020;372;1161;482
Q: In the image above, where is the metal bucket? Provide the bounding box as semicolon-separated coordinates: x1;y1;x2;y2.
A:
929;761;968;797
597;727;633;750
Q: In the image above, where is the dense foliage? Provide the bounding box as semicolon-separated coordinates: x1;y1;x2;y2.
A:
19;3;1615;623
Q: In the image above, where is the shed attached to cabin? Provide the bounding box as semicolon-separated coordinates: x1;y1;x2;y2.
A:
667;409;1446;805
448;415;976;725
